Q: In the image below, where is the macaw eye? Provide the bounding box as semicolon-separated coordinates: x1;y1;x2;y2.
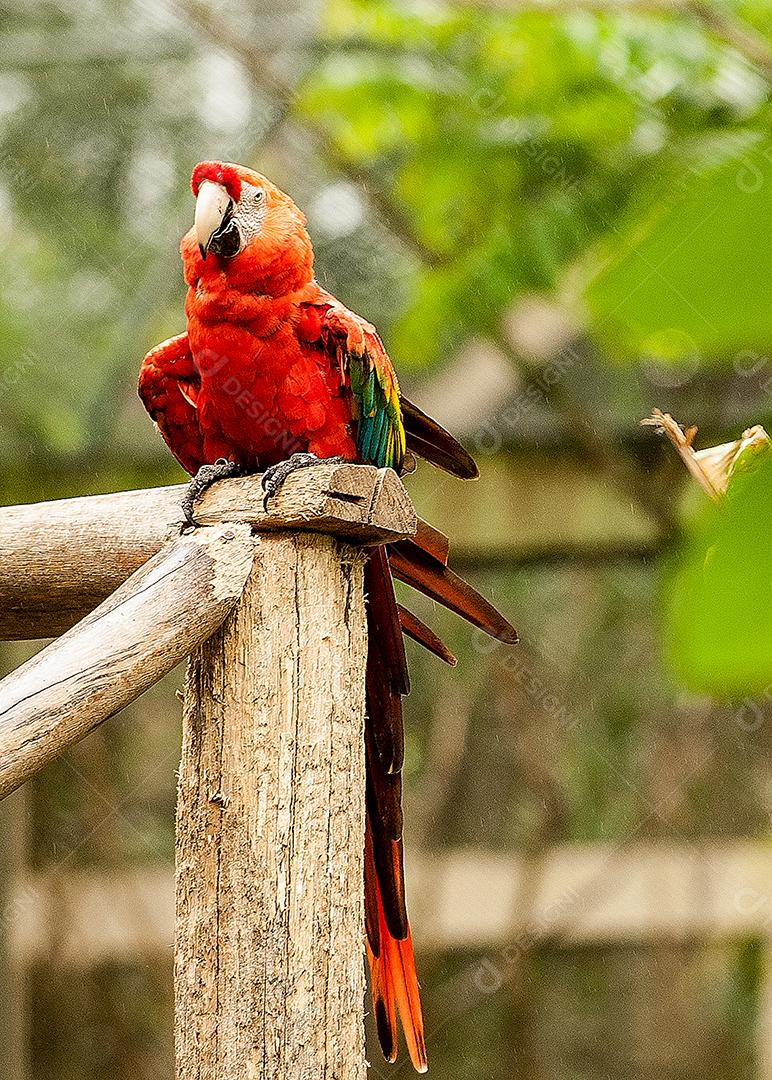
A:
254;190;264;202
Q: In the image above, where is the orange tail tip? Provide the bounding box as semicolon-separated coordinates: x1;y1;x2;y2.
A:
366;885;428;1073
367;937;397;1063
386;927;428;1072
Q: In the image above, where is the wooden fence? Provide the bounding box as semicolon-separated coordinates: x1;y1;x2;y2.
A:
0;466;416;1079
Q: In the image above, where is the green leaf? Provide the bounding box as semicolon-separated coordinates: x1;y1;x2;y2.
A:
586;139;772;361
665;451;772;696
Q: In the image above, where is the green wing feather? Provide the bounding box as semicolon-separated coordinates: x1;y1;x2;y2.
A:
352;351;405;471
320;300;406;472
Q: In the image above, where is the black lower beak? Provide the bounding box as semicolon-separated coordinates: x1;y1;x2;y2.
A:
199;243;207;260
207;218;241;259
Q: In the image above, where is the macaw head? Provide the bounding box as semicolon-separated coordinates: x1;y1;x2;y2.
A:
187;161;313;286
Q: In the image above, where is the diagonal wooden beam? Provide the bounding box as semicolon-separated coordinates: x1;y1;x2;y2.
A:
0;524;255;800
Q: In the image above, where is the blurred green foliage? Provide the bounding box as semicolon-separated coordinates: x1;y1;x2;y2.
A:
295;0;772;701
666;449;772;697
2;0;771;475
587;138;772;360
299;0;772;368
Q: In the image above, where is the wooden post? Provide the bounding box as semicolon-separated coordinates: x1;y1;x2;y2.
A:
175;532;369;1080
0;785;29;1080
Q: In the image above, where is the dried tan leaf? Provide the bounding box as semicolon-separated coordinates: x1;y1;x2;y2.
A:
641;410;770;500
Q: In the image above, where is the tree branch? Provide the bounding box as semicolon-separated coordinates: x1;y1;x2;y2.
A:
684;0;772;83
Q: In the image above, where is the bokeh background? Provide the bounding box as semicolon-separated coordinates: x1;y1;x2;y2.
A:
2;1;772;1077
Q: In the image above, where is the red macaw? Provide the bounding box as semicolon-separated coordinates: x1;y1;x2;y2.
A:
138;160;517;1073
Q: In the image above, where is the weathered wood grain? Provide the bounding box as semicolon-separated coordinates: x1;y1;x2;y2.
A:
0;525;254;799
0;464;416;640
176;531;368;1080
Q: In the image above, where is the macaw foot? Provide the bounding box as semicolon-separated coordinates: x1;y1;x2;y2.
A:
261;453;344;511
182;458;247;527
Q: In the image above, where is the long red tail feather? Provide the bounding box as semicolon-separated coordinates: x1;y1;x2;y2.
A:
365;549;427;1070
365;496;517;1072
390;540;519;645
365;546;409;775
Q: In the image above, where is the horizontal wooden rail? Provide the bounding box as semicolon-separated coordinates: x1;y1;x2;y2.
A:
10;842;772;964
0;464;416;639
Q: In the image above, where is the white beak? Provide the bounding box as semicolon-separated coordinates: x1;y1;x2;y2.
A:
194;180;231;257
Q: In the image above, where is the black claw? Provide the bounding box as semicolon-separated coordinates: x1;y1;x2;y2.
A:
260;453;344;511
182;458;246;526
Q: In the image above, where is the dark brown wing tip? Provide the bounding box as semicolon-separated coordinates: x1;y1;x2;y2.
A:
375;999;397;1063
406;432;479;480
454;451;479;480
423;439;478;480
398;604;458;666
400;395;480;480
495;622;519;646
